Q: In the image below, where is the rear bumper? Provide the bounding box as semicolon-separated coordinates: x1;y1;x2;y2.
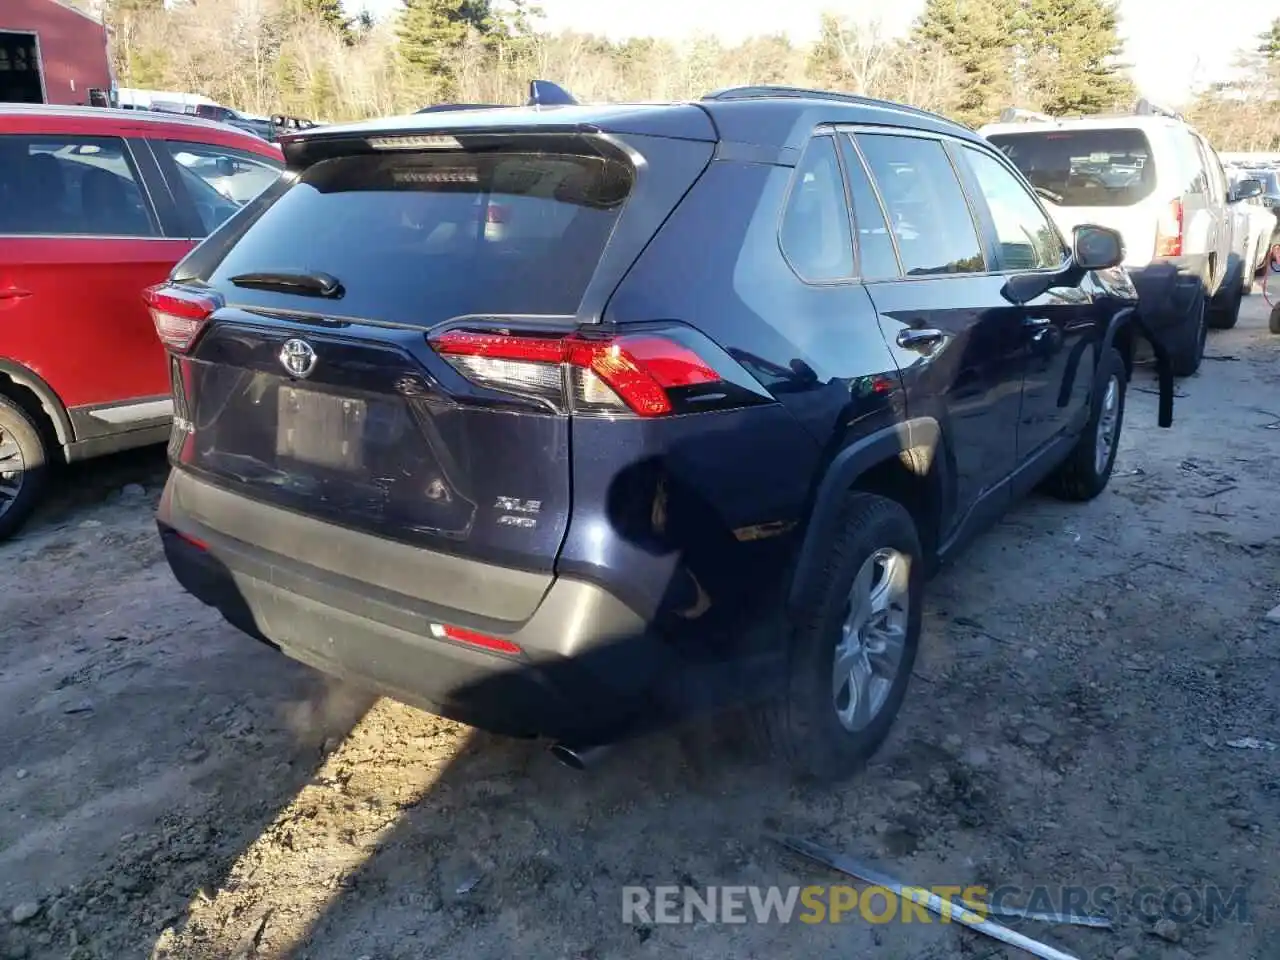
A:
158;469;675;743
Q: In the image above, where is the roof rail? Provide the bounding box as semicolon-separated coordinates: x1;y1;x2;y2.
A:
701;85;965;128
1134;98;1183;121
998;107;1054;124
414;103;504;114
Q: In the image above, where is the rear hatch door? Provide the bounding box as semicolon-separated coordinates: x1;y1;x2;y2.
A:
986;126;1161;267
171;120;714;579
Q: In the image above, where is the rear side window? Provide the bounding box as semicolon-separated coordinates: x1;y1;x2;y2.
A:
0;135;156;237
987;128;1157;208
159;140;283;236
209;149;633;325
779;136;854;281
1175;130;1208;195
856;134;985;277
839;136;900;280
1196;136;1227;204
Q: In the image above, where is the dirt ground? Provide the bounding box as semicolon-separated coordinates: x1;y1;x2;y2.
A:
2;297;1279;960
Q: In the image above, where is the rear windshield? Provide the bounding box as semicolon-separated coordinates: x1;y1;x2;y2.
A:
986;128;1156;207
209;149;633;326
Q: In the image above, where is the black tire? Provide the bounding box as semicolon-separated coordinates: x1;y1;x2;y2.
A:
0;396;50;542
1209;275;1243;330
1045;347;1127;502
1170;293;1207;376
1270;302;1280;335
756;493;923;781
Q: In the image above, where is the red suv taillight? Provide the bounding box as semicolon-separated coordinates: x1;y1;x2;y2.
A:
430;328;730;417
1155;198;1183;258
143;283;221;353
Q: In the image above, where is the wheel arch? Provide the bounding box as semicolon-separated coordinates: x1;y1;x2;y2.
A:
0;359;73;454
1107;303;1174;427
788;417;946;612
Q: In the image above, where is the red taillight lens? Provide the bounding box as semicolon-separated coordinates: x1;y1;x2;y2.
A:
144;283;220;353
1155;198;1183;258
430;329;721;417
430;622;522;656
173;529;208;551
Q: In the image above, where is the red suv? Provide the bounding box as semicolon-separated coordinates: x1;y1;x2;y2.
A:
0;104;283;539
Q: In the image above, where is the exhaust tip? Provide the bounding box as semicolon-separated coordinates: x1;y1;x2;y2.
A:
549;743;609;770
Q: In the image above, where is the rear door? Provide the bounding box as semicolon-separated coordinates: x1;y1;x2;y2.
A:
845;130;1026;527
954;142;1097;458
0;132;188;426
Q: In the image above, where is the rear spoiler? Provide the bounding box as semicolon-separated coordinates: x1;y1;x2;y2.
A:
416;80;578;114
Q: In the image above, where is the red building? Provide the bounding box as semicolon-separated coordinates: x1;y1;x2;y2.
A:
1;0;112;106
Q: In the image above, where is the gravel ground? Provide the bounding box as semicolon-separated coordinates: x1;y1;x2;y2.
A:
2;297;1278;960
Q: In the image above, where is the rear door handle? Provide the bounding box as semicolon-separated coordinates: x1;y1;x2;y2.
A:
1025;317;1053;341
895;328;944;350
0;287;31;311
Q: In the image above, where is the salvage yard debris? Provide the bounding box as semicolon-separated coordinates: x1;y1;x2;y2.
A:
773;835;1102;960
1226;737;1278;751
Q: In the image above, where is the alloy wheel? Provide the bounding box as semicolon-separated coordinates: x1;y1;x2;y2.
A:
1094;374;1121;476
0;425;24;519
832;548;911;733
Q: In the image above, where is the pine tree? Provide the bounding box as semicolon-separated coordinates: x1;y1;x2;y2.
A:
286;0;353;43
297;0;349;32
397;0;494;88
1259;18;1280;61
1022;0;1133;114
912;0;1020;126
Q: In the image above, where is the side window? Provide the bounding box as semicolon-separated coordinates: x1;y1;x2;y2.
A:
839;135;900;280
855;134;986;277
779;136;854;281
1180;132;1208;195
961;147;1066;271
0;135;156;237
160;140;283;236
1200;138;1228;203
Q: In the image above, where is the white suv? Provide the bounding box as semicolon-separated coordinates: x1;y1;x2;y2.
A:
981;102;1262;375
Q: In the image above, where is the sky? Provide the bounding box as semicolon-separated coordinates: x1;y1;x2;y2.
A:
346;0;1279;105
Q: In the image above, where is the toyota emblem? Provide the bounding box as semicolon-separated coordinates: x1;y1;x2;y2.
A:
279;338;317;379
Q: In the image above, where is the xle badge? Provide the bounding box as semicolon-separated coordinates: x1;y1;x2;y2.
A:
495;496;541;529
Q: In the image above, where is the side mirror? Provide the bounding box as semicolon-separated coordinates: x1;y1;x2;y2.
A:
1231;178;1263;203
1073;224;1125;271
215;157;236;177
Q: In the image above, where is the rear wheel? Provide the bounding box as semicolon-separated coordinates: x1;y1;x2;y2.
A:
0;396;50;542
757;493;923;781
1270;302;1280;335
1209;274;1243;330
1046;347;1126;502
1170;293;1207;376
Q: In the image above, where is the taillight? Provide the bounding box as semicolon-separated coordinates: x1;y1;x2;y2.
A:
430;622;521;656
143;283;221;353
430;328;732;417
1155;199;1183;258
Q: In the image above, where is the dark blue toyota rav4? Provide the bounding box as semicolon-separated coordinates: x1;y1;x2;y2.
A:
149;84;1172;780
